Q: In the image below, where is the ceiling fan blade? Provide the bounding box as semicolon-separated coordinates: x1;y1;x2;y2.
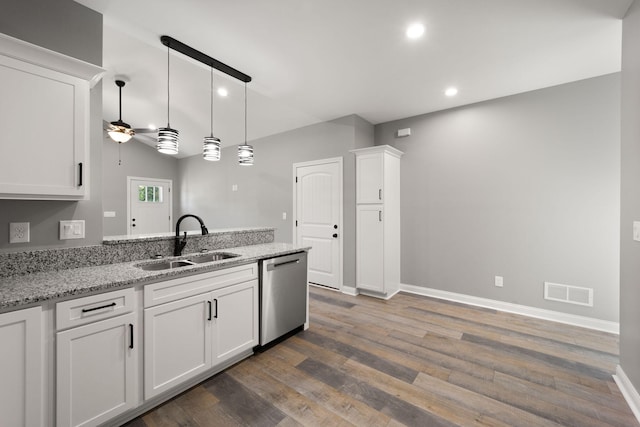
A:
133;128;158;134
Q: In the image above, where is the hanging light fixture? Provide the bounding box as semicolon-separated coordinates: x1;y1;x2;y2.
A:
157;44;179;155
203;67;221;161
238;82;254;165
107;80;135;143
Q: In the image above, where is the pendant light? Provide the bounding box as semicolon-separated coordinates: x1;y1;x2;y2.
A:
203;67;221;161
107;80;135;143
156;45;179;155
238;82;254;165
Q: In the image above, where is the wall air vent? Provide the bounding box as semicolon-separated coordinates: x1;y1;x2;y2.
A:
544;282;593;307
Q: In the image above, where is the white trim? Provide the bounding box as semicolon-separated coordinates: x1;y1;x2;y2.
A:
0;32;105;88
293;157;344;291
341;286;359;297
613;365;640;423
400;283;619;334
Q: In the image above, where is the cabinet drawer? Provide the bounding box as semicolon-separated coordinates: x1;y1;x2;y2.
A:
144;263;258;308
56;288;135;331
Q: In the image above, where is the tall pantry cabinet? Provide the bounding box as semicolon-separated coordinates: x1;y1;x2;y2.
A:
352;145;403;299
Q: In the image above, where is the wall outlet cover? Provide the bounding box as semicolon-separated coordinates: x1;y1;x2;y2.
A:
495;276;504;287
9;222;30;243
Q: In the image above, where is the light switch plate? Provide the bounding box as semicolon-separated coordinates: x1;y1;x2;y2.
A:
59;220;85;240
634;221;640;242
9;222;30;243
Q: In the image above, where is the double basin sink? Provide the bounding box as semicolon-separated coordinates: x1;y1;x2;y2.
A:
137;252;239;271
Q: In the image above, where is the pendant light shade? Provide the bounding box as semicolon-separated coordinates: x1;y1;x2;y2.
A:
238;82;254;165
107;80;135;143
203;67;221;161
157;45;179;155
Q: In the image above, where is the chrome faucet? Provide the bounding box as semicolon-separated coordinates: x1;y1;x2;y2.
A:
174;214;209;256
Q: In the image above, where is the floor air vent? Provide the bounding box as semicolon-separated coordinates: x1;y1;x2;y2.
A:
544;282;593;307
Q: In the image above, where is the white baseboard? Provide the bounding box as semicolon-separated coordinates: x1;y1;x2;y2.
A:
341;286;358;296
614;365;640;423
400;283;619;334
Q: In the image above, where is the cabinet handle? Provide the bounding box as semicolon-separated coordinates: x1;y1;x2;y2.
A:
207;301;212;321
378;189;382;200
81;302;116;313
379;211;382;222
214;299;218;319
78;162;83;187
129;324;134;349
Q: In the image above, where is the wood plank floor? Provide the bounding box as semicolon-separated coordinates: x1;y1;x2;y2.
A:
124;286;638;427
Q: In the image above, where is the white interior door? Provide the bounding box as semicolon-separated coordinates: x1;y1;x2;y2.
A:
294;158;343;290
127;177;172;235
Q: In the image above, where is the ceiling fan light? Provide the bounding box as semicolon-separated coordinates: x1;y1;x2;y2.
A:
203;136;221;161
156;127;179;155
238;144;254;166
107;121;135;143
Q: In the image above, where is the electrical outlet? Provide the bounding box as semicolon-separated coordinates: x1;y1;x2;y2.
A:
634;221;640;242
282;212;287;220
9;222;30;243
495;276;504;287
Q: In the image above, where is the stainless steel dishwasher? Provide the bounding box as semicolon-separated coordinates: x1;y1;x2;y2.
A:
259;251;308;346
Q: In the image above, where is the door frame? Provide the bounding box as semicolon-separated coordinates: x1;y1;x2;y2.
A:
126;176;173;235
292;157;344;291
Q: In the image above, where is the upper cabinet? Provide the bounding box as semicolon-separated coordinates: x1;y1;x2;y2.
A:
354;145;403;204
0;33;104;200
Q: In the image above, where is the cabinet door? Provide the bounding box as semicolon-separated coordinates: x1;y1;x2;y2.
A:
212;279;258;364
356;205;385;293
0;54;88;200
144;293;211;399
356;152;384;204
56;312;137;427
0;307;42;427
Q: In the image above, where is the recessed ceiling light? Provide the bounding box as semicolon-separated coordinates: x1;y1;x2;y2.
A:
217;87;228;97
445;87;458;97
406;23;425;40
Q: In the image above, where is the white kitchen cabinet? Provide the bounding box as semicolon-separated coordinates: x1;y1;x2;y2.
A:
0;33;104;200
212;279;258;363
56;289;138;427
144;293;212;399
352;145;403;298
143;264;259;400
0;307;43;427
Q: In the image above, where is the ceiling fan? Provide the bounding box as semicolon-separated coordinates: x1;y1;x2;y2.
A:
106;80;136;143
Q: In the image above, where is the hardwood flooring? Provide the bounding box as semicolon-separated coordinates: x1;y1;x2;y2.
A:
124;286;637;427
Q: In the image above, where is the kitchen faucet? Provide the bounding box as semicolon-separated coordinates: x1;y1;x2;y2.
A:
174;214;209;256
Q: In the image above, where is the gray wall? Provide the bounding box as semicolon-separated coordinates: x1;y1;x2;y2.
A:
375;74;620;322
0;0;103;252
178;114;374;288
102;135;181;236
620;0;640;394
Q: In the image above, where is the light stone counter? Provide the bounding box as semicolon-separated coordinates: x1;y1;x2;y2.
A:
0;242;309;312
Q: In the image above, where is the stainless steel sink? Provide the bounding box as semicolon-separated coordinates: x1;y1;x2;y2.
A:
138;260;195;271
137;252;239;271
188;252;240;263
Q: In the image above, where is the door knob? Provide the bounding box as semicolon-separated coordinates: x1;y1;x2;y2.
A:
333;224;338;229
332;233;338;238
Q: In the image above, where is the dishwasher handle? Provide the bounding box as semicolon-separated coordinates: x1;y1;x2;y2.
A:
266;258;300;271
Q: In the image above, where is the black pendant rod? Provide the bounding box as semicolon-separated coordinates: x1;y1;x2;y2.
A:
161;35;251;83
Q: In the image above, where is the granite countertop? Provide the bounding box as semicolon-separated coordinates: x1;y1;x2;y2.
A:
0;243;309;312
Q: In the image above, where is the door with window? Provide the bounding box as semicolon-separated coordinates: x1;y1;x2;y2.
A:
127;177;172;235
294;158;343;290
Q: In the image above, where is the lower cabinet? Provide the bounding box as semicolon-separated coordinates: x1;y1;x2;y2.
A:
356;204;385;293
144;268;259;399
56;289;138;427
0;307;42;427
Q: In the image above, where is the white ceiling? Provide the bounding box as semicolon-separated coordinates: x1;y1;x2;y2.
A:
75;0;632;158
